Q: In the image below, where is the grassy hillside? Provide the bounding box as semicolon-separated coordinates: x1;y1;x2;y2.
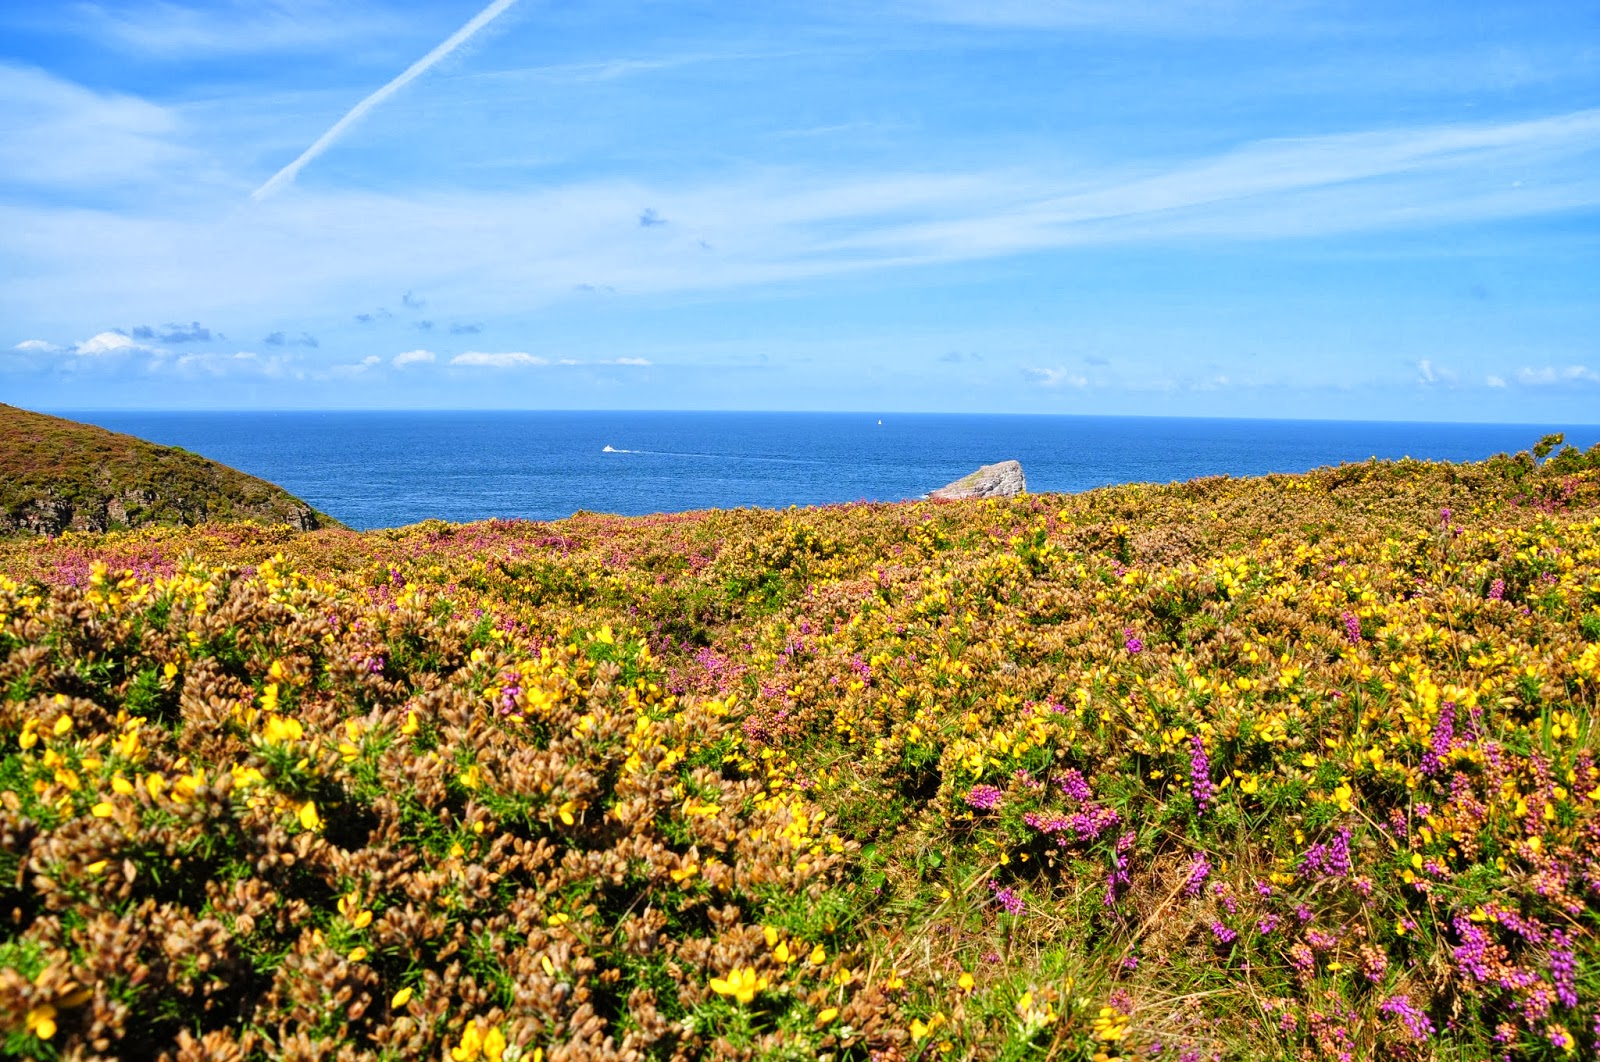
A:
1;437;1599;1060
0;404;340;535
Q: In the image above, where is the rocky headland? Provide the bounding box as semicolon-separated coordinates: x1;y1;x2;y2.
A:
0;403;339;535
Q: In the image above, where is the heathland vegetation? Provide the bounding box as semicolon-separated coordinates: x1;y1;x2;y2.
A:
0;404;337;536
2;435;1600;1060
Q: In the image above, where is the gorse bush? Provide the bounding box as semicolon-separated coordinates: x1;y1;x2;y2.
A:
2;442;1600;1060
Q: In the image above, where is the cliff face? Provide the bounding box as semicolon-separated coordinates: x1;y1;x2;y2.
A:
0;404;339;535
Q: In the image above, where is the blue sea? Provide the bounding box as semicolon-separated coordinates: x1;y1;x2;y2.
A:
62;411;1598;532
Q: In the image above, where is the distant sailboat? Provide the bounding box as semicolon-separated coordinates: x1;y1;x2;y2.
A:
602;445;617;452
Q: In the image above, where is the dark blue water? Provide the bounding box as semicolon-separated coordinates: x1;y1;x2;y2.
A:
60;411;1596;531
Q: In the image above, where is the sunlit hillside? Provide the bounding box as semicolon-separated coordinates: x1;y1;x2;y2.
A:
3;438;1599;1060
0;405;339;536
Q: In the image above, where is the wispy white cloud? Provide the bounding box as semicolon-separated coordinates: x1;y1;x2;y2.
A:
906;0;1296;32
1516;365;1599;386
6;108;1597;329
450;351;546;368
70;0;389;56
1486;374;1507;388
613;356;652;366
0;63;191;190
468;50;786;87
1417;359;1457;385
328;354;383;377
252;0;523;199
168;350;300;378
17;329;309;381
393;348;436;366
1023;367;1088;388
814;109;1600;260
75;331;160;356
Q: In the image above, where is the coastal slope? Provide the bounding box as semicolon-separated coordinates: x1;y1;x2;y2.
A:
2;440;1600;1059
0;404;339;535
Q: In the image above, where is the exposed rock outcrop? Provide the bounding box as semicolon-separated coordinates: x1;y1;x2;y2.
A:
1;404;339;536
929;460;1026;500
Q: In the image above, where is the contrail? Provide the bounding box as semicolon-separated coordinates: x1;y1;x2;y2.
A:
251;0;521;200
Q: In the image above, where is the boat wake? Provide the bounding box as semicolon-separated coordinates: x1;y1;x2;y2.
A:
603;445;825;464
604;445;719;458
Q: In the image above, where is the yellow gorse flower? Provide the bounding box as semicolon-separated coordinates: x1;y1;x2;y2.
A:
1092;1006;1130;1042
25;1003;57;1040
338;892;373;927
708;966;768;1004
449;1019;507;1062
169;768;204;804
261;713;301;744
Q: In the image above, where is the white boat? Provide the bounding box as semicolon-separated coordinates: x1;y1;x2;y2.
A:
602;445;617;452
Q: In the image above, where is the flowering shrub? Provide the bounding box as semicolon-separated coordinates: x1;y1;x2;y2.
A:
2;442;1600;1058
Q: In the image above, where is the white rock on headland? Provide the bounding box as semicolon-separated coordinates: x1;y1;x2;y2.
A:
929;460;1026;500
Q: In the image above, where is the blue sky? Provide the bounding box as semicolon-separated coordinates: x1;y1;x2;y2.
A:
2;0;1597;420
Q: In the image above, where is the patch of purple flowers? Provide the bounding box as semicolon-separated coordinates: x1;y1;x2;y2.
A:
1104;831;1134;906
1297;828;1353;880
1183;850;1211;897
988;879;1025;915
1071;805;1121;841
498;671;523;713
1420;701;1455;776
1379;995;1434;1041
1341;610;1362;645
1189;736;1213;815
1025;804;1121;843
1452;915;1491;983
1056;768;1092;802
1550;930;1579;1009
966;784;1004;812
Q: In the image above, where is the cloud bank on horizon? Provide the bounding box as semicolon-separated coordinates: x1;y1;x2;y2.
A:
0;0;1596;420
